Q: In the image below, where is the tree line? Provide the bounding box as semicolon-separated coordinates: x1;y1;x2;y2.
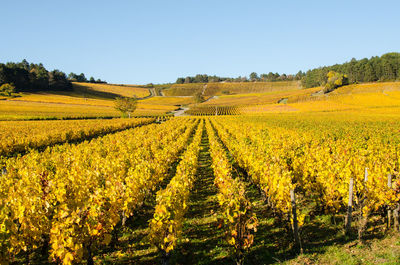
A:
0;60;72;92
67;72;106;84
175;72;304;84
0;59;107;94
301;52;400;88
175;53;400;88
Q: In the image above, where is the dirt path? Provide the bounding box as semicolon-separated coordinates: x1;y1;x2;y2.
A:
201;84;208;96
142;88;156;99
203;95;219;103
172;107;189;116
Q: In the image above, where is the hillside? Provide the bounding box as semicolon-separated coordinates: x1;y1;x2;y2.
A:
2;80;400;120
0;83;178;120
72;82;151;99
2;80;400;265
184;81;400;115
163;81;301;96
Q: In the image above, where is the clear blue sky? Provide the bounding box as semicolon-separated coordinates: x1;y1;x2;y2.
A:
1;0;399;84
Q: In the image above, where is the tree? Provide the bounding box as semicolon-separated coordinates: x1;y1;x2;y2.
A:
68;73;77;81
194;74;208;83
176;78;185;84
30;65;49;90
49;70;72;91
266;72;278;82
114;97;137;118
363;62;376;82
77;73;87;82
89;77;95;83
295;71;304;80
0;83;15;96
21;59;29;70
249;72;259;82
323;71;349;93
184;77;193;84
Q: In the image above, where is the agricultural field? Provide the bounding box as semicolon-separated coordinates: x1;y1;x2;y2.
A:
140;96;195;106
199;86;321;107
6;81;398;120
1;100;400;264
1;81;400;265
0;84;185;120
0;99;174;120
3;1;399;264
286;82;400;113
0;117;154;160
72;82;151;99
184;82;400;116
0;100;119;120
186;105;241;116
163;81;301;97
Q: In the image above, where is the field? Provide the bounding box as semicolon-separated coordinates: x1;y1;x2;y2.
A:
8;81;398;120
0;83;191;120
139;96;195;107
0;81;400;265
72;82;151;98
0;99;175;120
199;87;321;106
0;118;154;161
163;81;301;97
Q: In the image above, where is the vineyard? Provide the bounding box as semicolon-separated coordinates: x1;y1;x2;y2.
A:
0;106;399;264
0;118;154;162
163;81;301;97
0;84;184;120
71;83;151;99
3;1;400;263
185;106;241;116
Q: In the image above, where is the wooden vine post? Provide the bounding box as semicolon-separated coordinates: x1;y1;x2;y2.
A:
394;173;400;231
358;168;369;241
394;203;400;231
345;177;354;235
290;189;303;254
387;174;392;229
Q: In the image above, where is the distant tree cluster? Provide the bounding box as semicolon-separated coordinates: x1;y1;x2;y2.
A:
0;59;72;92
67;73;107;84
174;53;400;88
254;71;305;82
175;72;304;84
302;53;400;88
175;74;228;84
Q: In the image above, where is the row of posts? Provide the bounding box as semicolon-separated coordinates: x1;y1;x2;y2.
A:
290;168;398;253
345;169;399;235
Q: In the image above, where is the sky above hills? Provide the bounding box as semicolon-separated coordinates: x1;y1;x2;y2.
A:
1;0;399;84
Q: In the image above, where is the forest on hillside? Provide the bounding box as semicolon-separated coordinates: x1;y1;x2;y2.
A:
302;52;400;88
175;53;400;88
0;60;106;93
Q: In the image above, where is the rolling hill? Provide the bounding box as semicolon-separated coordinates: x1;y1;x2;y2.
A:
162;80;301;96
1;80;400;120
